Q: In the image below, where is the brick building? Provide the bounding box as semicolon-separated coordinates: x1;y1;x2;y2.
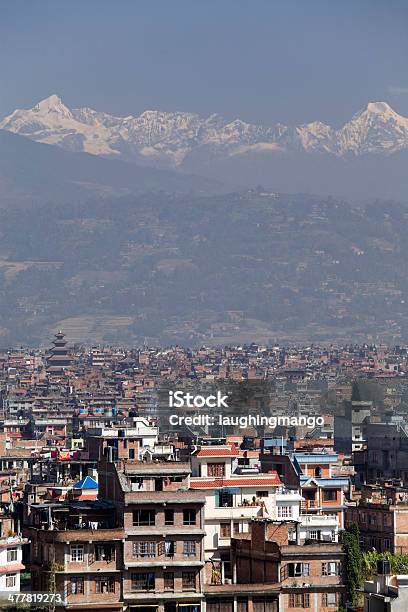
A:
227;519;346;612
204;519;345;612
353;422;408;486
294;453;350;529
24;500;123;611
23;456;206;612
346;484;408;554
98;458;206;612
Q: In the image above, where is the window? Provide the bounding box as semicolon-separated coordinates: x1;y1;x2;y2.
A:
132;542;155;558
323;490;337;502
157;541;175;557
238;458;250;466
96;576;115;593
253;598;276;612
207;601;234;612
129;448;135;459
331;531;337;542
7;548;18;562
182;571;196;591
288;563;310;577
183;509;196;525
233;522;240;535
165;509;174;525
5;574;16;589
277;505;293;519
218;491;233;508
164;572;174;591
70;577;84;594
322;593;338;607
383;538;390;550
237;599;248;612
256;491;269;498
131;572;155;591
220;522;231;538
183;541;196;557
310;530;319;540
208;463;225;477
133;509;155;526
70;545;84;562
95;544;115;561
289;593;310;608
322;562;338;576
384;514;392;527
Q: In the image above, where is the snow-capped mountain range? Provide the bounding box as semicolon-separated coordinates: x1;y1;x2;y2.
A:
2;95;408;168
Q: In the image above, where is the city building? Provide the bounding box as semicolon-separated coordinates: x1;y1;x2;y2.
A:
364;562;408;612
346;485;408;554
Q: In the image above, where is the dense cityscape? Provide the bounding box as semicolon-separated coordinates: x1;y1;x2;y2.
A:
0;334;407;610
2;2;407;611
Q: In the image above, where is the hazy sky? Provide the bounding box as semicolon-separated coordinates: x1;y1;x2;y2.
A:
1;0;408;126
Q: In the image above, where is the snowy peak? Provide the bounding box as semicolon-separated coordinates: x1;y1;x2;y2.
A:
34;94;65;111
351;101;407;124
337;101;408;154
1;97;408;166
33;94;73;120
365;101;394;114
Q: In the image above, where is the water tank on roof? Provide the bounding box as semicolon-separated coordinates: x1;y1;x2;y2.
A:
377;560;391;575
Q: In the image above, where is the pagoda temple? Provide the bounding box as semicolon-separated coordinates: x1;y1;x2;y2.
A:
46;331;72;374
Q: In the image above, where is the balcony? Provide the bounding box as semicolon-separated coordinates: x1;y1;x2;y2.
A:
209;504;264;520
300;513;338;526
277;490;303;503
0;534;28;548
123;591;204;601
301;500;319;512
26;526;125;543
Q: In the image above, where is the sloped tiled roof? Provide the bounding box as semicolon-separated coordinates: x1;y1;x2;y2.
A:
190;473;281;488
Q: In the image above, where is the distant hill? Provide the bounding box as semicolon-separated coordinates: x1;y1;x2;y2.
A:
1;191;408;346
193;147;408;201
0;129;220;207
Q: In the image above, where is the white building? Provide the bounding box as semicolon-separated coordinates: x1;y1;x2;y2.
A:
298;513;339;543
190;445;303;583
87;416;159;458
364;571;408;611
0;534;27;592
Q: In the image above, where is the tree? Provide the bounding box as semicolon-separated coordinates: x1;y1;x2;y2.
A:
343;523;363;607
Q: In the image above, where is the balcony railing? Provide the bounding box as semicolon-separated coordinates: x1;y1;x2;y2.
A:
237;500;263;508
301;500;319;512
210;505;264;520
300;513;337;524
